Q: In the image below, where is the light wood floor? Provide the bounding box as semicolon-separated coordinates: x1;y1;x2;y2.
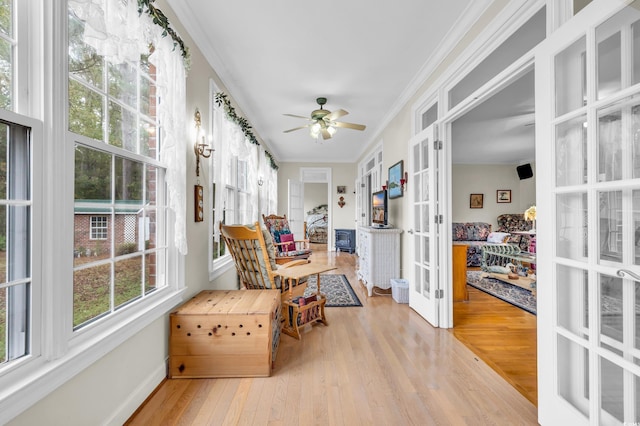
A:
126;247;538;425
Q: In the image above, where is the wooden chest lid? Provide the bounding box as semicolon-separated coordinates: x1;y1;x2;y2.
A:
172;290;280;316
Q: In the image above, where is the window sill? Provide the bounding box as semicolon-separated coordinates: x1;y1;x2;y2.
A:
209;255;234;281
0;287;186;424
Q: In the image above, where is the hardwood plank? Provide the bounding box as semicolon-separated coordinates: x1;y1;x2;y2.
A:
126;248;538;424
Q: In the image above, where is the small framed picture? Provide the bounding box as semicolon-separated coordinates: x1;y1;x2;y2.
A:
470;193;483;209
388;160;404;199
497;189;512;203
337;185;346;194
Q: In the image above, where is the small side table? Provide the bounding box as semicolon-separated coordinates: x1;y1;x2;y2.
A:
273;263;337;339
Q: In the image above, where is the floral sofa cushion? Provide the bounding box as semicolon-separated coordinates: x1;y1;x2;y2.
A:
452;222;492;266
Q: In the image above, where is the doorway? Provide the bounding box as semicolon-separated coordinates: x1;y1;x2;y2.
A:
449;67;537;405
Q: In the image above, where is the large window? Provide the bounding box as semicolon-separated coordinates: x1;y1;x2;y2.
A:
69;7;167;329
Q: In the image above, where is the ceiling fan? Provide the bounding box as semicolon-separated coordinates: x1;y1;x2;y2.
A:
283;97;366;140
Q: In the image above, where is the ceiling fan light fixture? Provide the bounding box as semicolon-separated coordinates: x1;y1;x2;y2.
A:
327;126;336;136
310;122;321;138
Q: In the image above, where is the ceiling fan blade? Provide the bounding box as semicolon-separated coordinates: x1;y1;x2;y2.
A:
325;109;348;121
283;125;311;133
321;127;332;140
333;121;366;131
283;113;311;120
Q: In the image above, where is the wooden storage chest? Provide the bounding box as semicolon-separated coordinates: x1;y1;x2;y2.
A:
169;289;281;378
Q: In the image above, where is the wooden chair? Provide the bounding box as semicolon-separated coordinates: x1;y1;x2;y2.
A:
220;222;331;339
262;214;311;264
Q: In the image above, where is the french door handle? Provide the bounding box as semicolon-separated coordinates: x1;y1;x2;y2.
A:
407;229;414;234
616;269;640;281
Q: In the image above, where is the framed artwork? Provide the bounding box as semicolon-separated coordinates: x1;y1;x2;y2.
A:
388;160;404;199
337;185;346;194
497;189;511;203
470;193;483;209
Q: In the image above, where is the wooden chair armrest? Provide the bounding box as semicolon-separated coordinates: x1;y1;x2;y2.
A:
279;259;310;269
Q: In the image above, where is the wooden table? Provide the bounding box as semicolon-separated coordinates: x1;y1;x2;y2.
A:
273;262;336;339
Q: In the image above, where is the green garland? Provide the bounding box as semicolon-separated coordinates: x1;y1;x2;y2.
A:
215;92;279;171
137;0;190;65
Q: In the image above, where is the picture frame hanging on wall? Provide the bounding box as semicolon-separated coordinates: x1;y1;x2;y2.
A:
497;189;511;203
388;160;404;199
470;193;483;209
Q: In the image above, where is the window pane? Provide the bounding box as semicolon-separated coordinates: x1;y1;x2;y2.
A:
8;205;30;282
68;13;103;90
109;101;137;152
0;122;8;199
114;157;143;201
115;256;142;309
143;208;156;249
145;164;158;206
0;37;12;110
69;80;104;140
74;263;111;328
2;283;28;363
75;145;111;201
421;103;437;130
0;286;5;363
140;121;157;159
0;0;12;37
139;75;155;117
108;62;137;108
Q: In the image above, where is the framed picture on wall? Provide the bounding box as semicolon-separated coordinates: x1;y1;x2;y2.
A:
337;185;346;194
497;189;511;203
470;193;483;209
388;160;404;199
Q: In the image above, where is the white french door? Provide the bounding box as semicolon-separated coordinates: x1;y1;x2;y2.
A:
537;1;640;423
287;179;304;238
408;124;440;326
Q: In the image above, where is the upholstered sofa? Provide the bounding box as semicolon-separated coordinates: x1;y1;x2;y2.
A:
452;222;492;266
496;214;534;251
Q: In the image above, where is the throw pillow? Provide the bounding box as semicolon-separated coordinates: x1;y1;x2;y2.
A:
279;233;296;252
487;232;511;243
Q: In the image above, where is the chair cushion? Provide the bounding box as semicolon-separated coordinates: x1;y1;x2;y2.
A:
279;233;296;251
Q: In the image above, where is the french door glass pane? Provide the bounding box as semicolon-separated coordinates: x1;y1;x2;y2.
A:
423;269;430;297
414;265;421;293
634;190;640;265
421;139;429;170
413;143;420;172
557;264;589;339
414;204;420;231
599;191;622;263
421;204;429;233
596;29;621;100
633;20;640;85
600;273;623;347
598;107;623;183
558;334;590;418
422;172;429;202
422;235;429;264
555;36;586;117
600;356;624;423
556;114;587;186
557;192;588;260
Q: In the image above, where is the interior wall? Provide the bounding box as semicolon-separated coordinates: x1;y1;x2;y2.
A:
452;163;536;230
304;183;328;213
277;162;358;238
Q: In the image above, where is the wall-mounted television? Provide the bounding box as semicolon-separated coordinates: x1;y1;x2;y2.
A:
372;189;388;227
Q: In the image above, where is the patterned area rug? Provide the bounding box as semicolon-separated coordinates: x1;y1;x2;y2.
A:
467;270;537;315
304;274;362;307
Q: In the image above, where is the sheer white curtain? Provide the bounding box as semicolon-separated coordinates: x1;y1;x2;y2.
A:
69;0;188;253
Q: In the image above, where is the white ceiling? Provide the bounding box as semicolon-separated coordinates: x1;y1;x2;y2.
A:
168;1;535;165
452;70;535;164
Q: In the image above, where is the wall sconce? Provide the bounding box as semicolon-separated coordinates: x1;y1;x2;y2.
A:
400;172;408;191
193;108;213;177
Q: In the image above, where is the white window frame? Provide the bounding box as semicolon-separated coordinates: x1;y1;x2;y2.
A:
89;215;108;240
0;2;185;423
